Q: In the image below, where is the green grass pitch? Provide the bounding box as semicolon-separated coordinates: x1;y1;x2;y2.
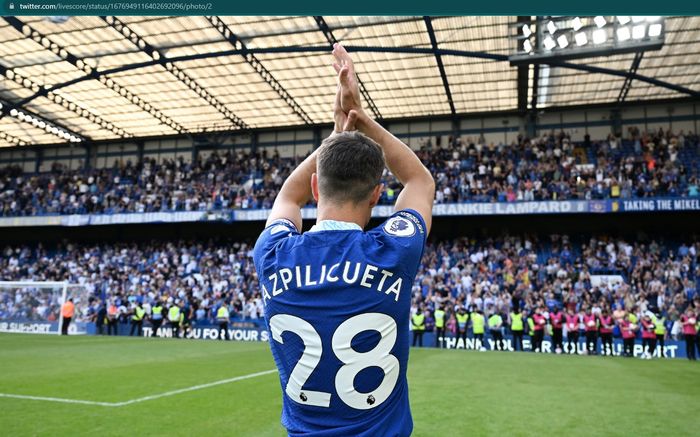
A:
0;333;698;436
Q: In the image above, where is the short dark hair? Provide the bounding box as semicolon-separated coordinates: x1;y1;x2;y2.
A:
317;131;385;204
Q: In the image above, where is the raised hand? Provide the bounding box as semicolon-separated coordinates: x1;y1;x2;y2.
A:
332;43;363;115
330;46;434;232
333;83;358;132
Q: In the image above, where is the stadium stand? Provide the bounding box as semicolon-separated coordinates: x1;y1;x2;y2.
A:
1;233;697;342
1;128;698;216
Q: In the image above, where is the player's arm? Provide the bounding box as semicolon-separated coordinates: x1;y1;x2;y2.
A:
332;43;435;233
265;150;317;231
355;110;435;232
265;85;357;230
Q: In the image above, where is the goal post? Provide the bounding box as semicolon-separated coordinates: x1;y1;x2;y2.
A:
0;281;94;335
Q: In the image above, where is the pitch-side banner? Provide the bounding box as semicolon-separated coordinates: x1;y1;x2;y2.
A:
0;211;220;227
610;198;700;213
419;332;690;359
139;324;268;341
133;325;691;359
232;198;700;220
233;201;592;221
0;320;88;335
1;198;700;227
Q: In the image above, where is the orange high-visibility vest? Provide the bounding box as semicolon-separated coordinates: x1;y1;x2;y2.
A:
62;301;75;318
108;305;118;319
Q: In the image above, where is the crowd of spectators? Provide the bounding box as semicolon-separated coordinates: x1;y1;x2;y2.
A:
412;234;698;340
1;127;699;217
421;127;700;203
1;233;697;342
0;239;263;327
0;149;292;216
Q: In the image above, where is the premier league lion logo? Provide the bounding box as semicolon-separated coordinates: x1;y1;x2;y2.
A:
390;219;409;233
383;216;415;237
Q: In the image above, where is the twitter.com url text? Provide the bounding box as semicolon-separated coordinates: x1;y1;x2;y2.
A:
11;2;212;11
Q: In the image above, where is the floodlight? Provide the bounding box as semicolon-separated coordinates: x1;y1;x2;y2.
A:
593;29;607;44
648;24;662;37
509;16;665;65
543;36;556;50
617;27;631;41
557;34;569;48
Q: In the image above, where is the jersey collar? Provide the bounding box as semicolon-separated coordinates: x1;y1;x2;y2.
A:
308;220;362;233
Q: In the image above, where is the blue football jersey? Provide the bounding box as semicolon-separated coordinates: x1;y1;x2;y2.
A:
253;210;426;437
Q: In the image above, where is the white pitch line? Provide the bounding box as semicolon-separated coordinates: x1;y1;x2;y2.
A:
0;393;115;407
112;369;278;406
0;369;277;408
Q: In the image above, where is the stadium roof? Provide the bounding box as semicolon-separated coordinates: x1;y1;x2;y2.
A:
0;15;699;147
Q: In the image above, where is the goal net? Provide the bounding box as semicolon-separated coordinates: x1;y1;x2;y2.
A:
0;281;95;335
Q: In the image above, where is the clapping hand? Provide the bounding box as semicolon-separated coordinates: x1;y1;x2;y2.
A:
332;43;363;132
333;83;358;133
